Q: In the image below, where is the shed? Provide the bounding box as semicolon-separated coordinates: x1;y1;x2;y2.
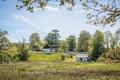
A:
76;52;88;62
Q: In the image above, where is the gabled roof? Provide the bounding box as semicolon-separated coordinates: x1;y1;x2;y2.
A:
76;54;88;57
68;47;73;51
78;52;88;54
43;44;50;48
76;52;88;57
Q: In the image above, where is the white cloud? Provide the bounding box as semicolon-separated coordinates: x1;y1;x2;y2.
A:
13;14;30;21
45;6;60;12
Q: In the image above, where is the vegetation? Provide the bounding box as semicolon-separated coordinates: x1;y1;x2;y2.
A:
29;33;42;51
0;61;120;80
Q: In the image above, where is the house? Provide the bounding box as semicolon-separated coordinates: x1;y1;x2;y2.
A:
43;44;51;52
51;45;59;52
68;47;74;54
76;52;88;62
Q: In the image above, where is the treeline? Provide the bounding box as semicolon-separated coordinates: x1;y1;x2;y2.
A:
0;28;120;63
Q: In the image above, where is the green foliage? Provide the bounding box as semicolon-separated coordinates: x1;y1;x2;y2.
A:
59;40;68;53
66;35;76;51
91;30;105;61
18;38;29;61
29;33;41;51
78;30;91;52
61;54;65;60
45;29;60;46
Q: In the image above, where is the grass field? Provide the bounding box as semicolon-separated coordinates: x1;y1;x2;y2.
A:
0;53;120;80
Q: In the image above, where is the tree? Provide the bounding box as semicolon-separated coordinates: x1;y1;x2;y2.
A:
29;33;41;51
78;30;91;52
66;35;76;51
15;0;120;26
91;30;105;61
0;29;10;62
45;29;60;46
115;28;120;46
52;29;60;45
59;40;68;53
104;31;112;50
82;0;120;26
45;32;54;46
18;38;29;61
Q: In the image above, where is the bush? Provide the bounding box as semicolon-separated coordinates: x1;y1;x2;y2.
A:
61;55;65;60
18;49;29;61
97;56;105;62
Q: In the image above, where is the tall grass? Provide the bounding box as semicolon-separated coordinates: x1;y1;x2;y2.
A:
0;61;120;80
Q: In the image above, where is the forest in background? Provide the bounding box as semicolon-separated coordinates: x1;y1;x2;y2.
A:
0;28;120;63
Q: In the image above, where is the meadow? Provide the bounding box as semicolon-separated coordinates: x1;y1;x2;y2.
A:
0;53;120;80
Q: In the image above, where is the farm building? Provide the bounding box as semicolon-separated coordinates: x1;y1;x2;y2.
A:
51;45;59;52
43;44;51;52
68;47;74;54
76;52;88;62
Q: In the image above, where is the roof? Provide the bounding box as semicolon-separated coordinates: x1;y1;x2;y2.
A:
51;45;59;48
76;52;88;57
76;54;88;58
78;52;88;54
43;44;50;48
68;47;73;51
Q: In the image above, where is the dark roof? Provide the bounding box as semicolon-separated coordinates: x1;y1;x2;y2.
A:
78;52;88;54
43;44;50;48
68;47;73;51
51;45;59;48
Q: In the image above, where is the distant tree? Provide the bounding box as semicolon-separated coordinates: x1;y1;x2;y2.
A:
59;40;68;53
45;32;54;46
78;30;91;52
52;29;60;45
91;30;105;61
0;29;10;62
66;35;76;51
29;33;41;51
45;29;60;46
115;28;120;46
104;31;112;50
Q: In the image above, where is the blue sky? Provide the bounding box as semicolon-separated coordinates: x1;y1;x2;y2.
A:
0;0;120;42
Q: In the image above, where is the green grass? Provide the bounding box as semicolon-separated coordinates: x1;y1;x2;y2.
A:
0;53;120;80
28;53;75;61
0;61;120;80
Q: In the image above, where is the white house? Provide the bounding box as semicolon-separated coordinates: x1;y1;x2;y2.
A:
68;47;74;54
76;52;88;62
51;45;59;52
43;44;51;52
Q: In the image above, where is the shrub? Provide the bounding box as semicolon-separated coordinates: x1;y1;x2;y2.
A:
97;56;105;62
61;55;65;60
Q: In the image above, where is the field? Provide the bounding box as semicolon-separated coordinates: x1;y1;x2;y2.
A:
0;53;120;80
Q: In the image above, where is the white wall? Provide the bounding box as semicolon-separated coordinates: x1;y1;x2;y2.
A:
43;49;51;52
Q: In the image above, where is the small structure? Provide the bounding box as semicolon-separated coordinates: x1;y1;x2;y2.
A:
76;52;88;62
51;45;59;52
68;47;74;54
43;44;51;52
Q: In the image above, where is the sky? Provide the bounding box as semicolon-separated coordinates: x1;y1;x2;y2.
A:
0;0;120;42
